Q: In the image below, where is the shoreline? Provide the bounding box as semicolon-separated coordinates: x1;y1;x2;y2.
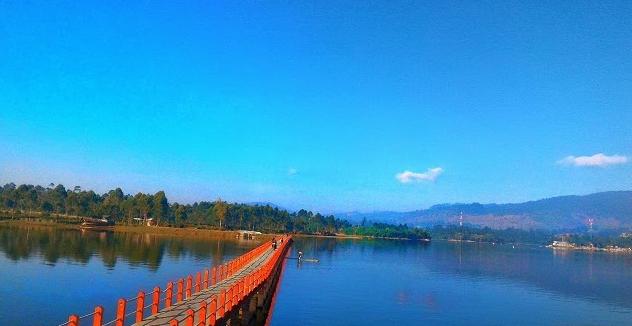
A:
547;243;632;254
293;233;431;241
0;219;275;241
0;218;430;242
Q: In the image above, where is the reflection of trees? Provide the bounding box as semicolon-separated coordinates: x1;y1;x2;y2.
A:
0;225;254;271
423;242;632;309
293;236;430;261
293;237;632;310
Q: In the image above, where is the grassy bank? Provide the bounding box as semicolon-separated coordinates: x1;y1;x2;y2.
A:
0;218;277;241
1;217;432;243
113;224;276;241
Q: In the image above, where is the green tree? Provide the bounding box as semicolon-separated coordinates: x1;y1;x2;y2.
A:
152;191;169;226
41;201;54;213
135;193;151;220
214;198;228;229
174;204;187;226
102;188;124;220
52;184;67;213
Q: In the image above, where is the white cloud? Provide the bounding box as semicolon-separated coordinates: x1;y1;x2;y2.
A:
557;153;628;167
396;167;443;183
288;168;298;176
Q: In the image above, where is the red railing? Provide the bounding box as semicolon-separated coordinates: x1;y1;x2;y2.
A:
168;236;291;326
61;235;292;326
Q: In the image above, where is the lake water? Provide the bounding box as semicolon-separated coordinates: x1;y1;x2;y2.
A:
269;237;632;326
0;224;263;325
1;225;631;325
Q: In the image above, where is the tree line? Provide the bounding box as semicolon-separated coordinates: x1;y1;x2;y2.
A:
0;183;350;234
0;182;436;239
0;182;354;234
429;225;554;244
345;223;431;240
429;225;632;248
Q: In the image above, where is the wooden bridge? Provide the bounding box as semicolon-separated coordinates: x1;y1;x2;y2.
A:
62;235;292;326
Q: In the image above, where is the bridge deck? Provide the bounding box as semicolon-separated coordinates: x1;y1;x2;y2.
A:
135;247;275;326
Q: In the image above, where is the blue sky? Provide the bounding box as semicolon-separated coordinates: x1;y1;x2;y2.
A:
1;1;630;212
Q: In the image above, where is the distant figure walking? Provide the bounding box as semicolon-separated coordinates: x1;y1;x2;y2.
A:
297;250;303;261
272;237;277;250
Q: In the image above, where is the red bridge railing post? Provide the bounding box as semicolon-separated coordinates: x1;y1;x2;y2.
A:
177;279;184;302
152;287;160;315
203;269;209;289
208;312;216;326
68;314;79;326
166;282;174;308
197;302;206;326
115;298;126;326
185;309;194;326
208;296;217;322
195;272;201;293
93;305;103;326
218;290;225;318
186;275;192;298
227;286;233;309
136;291;145;323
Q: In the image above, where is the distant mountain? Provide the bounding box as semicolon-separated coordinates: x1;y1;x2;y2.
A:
340;191;632;231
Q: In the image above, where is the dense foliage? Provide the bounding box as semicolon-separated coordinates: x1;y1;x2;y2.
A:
430;225;632;248
430;225;555;244
345;223;430;240
0;182;351;234
562;233;632;248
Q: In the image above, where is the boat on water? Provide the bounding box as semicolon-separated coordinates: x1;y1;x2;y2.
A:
80;217;115;229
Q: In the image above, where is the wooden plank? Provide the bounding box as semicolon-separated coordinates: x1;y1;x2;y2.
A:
135;248;276;326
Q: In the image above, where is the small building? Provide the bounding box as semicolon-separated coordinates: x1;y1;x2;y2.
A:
132;217;155;226
549;240;574;248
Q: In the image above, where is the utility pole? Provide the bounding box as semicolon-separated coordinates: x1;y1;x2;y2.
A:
459;211;464;241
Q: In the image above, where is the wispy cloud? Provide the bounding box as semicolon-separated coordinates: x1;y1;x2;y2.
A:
288;168;298;176
396;167;443;183
557;153;628;167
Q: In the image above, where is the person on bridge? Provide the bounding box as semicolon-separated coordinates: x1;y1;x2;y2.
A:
272;237;277;250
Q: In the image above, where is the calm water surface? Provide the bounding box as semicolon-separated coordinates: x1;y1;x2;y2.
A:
0;224;263;325
270;237;632;326
2;225;632;325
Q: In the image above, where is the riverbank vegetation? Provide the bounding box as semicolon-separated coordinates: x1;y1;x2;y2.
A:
561;233;632;249
345;223;431;240
0;183;430;240
429;225;554;244
430;225;632;249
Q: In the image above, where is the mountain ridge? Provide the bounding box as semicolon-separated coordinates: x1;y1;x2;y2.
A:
338;191;632;230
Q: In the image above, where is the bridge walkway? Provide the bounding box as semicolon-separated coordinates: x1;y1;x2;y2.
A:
135;247;275;325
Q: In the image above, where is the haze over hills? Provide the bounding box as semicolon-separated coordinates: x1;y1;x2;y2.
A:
338;191;632;231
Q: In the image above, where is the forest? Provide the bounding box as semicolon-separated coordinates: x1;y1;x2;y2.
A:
0;183;429;239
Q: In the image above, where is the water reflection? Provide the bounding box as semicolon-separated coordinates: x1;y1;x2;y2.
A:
0;224;258;270
292;237;632;309
272;237;632;325
423;241;632;308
